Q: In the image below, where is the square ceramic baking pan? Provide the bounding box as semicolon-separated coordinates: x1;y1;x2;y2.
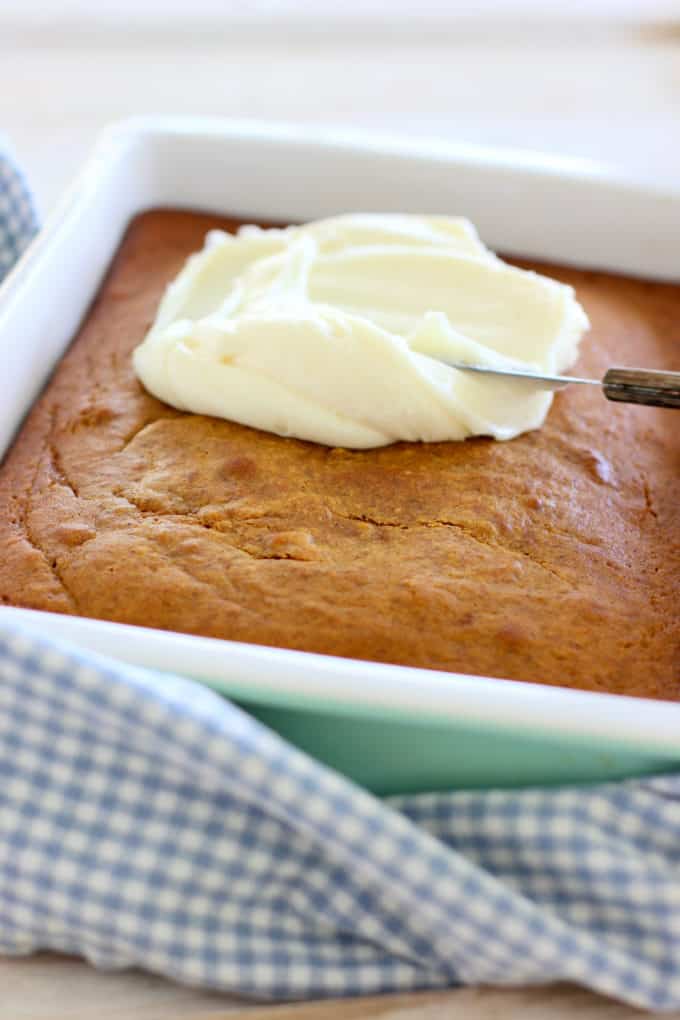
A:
1;117;679;795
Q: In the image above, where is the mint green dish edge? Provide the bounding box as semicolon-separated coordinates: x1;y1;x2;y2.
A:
194;675;680;796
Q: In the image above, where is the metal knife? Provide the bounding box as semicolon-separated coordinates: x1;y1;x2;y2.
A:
445;363;680;409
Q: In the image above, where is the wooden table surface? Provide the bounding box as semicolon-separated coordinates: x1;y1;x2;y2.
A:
0;954;661;1019
1;3;679;1017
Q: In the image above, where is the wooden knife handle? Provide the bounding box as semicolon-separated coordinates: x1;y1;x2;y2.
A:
603;367;680;408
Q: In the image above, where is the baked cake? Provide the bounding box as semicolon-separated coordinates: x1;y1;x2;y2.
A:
0;210;678;697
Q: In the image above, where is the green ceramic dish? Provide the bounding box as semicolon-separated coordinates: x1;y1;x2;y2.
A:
1;121;678;795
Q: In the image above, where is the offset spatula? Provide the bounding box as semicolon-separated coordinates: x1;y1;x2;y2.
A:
445;363;680;408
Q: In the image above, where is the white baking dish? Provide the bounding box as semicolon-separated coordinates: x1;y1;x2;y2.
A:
1;117;679;794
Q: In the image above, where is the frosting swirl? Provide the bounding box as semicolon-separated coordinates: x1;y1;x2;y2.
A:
133;214;589;448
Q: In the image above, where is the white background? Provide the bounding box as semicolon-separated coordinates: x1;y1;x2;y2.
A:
2;0;679;214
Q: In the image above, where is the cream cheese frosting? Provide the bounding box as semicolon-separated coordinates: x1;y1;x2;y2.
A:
133;214;589;448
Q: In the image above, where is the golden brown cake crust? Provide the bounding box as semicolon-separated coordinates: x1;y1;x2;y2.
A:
1;210;678;697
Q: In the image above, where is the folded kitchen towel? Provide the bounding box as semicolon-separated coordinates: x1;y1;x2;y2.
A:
2;145;680;1012
3;621;680;1011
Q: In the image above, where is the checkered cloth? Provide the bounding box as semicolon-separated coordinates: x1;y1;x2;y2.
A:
0;144;38;281
2;145;680;1012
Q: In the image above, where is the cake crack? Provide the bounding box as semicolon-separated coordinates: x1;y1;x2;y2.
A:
48;442;78;497
117;415;181;453
331;511;408;530
112;489;318;563
643;480;658;519
328;507;574;588
16;439;80;613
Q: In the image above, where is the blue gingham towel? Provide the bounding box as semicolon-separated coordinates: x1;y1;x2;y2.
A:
3;623;680;1012
2;146;680;1012
0;144;38;281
